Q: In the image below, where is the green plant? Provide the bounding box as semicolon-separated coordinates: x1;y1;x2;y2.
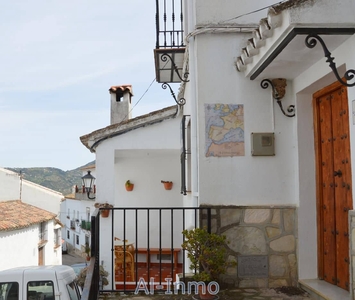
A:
84;243;91;257
76;265;109;288
181;227;233;282
125;180;133;187
94;202;113;209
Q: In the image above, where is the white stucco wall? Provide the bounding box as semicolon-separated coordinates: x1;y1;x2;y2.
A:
95;116;181;208
0;168;21;200
192;33;297;206
195;0;279;25
0;168;63;216
21;181;63;216
0;220;60;271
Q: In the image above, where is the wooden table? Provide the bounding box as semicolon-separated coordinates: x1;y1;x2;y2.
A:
136;248;181;268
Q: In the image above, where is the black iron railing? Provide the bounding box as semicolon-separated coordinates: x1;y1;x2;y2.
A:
181;115;191;195
86;207;212;294
156;0;185;49
81;210;100;300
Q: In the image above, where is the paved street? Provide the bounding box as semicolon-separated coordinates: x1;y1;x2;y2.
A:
63;253;311;299
100;287;311;300
62;252;86;266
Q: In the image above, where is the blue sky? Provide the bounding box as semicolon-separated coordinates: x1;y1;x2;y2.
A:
0;1;177;170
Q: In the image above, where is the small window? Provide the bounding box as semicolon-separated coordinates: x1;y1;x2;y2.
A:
76;235;79;245
54;228;60;247
67;230;70;239
39;222;46;241
0;282;19;300
27;281;54;300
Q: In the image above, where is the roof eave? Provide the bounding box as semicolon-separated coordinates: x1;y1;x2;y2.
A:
80;105;180;152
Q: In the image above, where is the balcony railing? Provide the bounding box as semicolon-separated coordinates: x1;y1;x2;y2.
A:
154;0;186;84
155;0;184;49
81;220;91;230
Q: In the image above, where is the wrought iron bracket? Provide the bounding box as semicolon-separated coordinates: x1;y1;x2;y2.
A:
161;53;189;82
162;83;186;106
305;34;355;87
261;79;295;118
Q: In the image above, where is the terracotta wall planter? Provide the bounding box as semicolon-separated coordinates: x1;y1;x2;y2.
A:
125;184;134;191
161;181;173;190
125;180;134;191
101;209;110;218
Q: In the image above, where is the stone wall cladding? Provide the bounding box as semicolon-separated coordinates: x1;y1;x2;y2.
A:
201;206;298;289
349;210;355;298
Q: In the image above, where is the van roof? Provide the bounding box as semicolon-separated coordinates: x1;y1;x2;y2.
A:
0;265;75;281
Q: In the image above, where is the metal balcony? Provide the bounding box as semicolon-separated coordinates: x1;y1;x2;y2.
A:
154;0;186;83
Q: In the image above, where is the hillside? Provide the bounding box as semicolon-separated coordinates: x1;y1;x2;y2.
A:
6;161;95;196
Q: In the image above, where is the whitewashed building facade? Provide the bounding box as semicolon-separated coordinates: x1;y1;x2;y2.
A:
168;0;355;298
0;200;61;270
81;0;355;298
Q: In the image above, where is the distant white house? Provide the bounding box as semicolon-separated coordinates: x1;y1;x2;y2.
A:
0;167;64;216
60;165;96;258
0;200;62;271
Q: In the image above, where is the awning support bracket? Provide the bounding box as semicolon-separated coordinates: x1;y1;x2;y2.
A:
161;53;189;83
305;34;355;87
162;83;186;106
261;79;295;118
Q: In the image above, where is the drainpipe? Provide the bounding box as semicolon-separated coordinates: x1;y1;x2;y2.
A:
187;0;199;208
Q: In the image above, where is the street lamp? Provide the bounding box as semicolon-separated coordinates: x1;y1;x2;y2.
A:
81;171;96;199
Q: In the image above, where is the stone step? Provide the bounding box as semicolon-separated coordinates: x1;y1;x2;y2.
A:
298;279;351;300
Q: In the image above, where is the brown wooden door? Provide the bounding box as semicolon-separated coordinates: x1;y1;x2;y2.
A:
38;247;44;266
314;81;353;290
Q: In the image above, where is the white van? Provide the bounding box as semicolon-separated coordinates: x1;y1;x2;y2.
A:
0;265;81;300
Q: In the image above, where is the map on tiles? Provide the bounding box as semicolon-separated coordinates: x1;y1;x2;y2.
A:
205;104;245;157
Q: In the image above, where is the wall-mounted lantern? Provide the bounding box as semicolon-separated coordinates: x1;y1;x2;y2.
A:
81;171;96;199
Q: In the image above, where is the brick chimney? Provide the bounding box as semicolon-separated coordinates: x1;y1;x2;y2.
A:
109;85;133;124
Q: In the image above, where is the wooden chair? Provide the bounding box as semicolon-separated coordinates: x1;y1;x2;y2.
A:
114;237;135;255
114;248;135;281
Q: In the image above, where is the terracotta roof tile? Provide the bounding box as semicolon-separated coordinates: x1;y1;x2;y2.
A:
0;200;56;231
109;85;133;95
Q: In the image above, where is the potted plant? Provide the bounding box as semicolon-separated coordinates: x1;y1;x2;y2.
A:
161;180;173;190
76;265;109;288
84;243;91;261
181;227;234;299
125;180;134;191
94;202;113;218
